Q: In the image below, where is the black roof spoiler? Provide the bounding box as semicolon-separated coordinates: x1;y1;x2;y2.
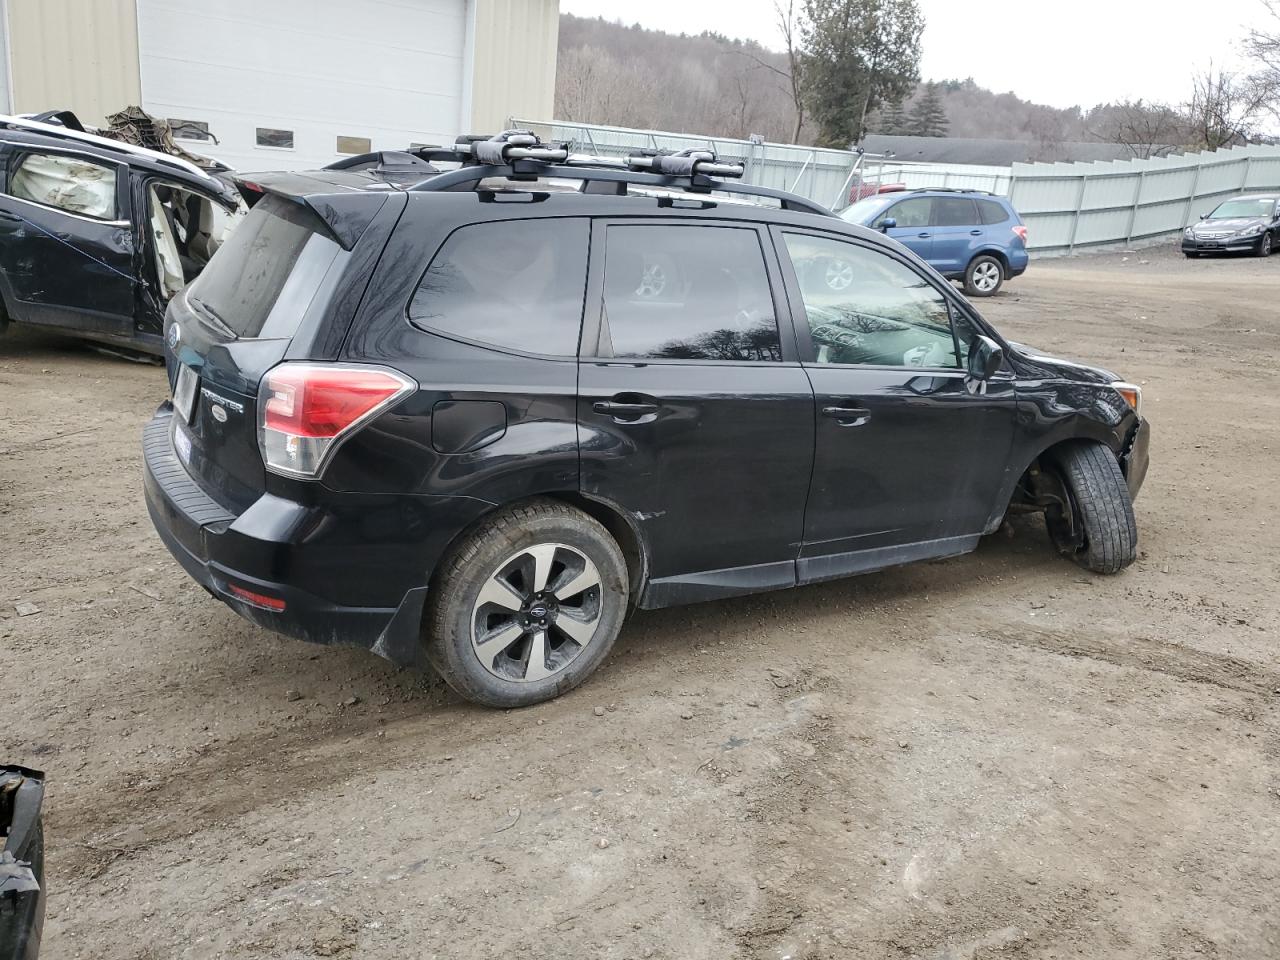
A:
233;173;389;250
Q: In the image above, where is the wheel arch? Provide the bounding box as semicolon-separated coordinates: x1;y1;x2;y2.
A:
425;490;651;610
987;423;1124;532
969;247;1010;275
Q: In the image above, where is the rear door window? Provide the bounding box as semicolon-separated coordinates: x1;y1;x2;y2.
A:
409;218;589;357
976;199;1010;224
932;197;979;226
7;152;118;220
597;224;782;361
184;194;344;339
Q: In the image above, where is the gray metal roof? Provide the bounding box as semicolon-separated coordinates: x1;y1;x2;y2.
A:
860;135;1142;166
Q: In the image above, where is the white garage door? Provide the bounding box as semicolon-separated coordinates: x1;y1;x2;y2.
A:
137;0;468;173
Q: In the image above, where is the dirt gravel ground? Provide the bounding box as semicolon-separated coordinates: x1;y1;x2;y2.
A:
2;244;1278;960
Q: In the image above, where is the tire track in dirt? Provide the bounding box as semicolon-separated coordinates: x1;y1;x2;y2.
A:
976;625;1278;695
49;694;463;879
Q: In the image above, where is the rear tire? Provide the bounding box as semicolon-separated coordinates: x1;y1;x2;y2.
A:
425;499;629;708
964;255;1004;297
1044;442;1138;574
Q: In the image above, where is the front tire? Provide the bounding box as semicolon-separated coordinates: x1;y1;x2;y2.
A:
1256;233;1273;258
425;499;629;708
1044;442;1138;574
964;255;1004;297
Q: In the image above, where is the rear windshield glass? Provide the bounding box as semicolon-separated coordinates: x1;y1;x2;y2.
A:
185;194;343;339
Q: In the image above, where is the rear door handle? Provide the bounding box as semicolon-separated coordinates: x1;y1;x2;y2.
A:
821;405;872;427
970;229;983;235
593;395;660;422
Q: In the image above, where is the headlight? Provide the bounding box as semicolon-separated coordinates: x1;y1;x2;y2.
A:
1237;223;1265;237
1112;381;1141;417
1184;227;1195;238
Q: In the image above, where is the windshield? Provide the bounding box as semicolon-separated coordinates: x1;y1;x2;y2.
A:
1208;198;1275;220
840;195;896;223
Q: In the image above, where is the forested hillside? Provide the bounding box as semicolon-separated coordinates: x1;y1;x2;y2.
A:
555;14;1125;148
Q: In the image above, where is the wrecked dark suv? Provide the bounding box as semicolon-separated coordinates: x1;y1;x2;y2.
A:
0;112;241;356
143;132;1151;708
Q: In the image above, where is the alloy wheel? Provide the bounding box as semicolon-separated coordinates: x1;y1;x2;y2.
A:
972;260;1001;292
470;543;603;682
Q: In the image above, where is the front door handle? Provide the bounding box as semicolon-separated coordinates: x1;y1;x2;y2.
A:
593;395;660;422
821;405;872;427
917;232;931;239
970;229;983;235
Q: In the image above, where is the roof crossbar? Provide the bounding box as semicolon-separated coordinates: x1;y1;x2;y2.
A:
403;130;832;216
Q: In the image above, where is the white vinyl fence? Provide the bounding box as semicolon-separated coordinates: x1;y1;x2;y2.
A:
513;118;1007;210
513;119;1280;258
1007;145;1280;255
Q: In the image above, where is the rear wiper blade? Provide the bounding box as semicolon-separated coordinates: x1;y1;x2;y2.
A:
188;296;237;339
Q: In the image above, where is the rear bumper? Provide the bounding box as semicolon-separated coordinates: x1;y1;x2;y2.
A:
142;406;433;667
1121;418;1151;500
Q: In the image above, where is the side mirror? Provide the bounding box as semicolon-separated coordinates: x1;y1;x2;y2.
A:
1200;213;1209;220
968;335;1004;382
878;217;897;232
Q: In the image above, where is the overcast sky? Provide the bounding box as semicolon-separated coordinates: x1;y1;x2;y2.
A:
559;0;1273;111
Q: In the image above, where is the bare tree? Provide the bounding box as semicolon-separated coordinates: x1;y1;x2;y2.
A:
1247;1;1280;75
1185;62;1277;149
1088;100;1186;158
1246;0;1280;122
727;2;808;141
777;2;807;142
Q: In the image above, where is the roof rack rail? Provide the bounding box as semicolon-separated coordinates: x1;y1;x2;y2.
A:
401;130;830;216
0;112;221;185
908;187;994;196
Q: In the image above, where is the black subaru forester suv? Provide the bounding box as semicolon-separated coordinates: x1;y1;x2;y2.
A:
144;132;1150;708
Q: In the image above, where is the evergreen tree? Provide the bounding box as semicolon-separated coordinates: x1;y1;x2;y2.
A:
801;0;925;147
908;82;949;137
874;97;910;134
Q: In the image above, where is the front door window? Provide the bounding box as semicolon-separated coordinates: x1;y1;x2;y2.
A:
781;233;962;368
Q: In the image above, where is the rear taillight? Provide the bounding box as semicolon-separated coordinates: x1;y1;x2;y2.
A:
257;363;415;478
1012;224;1029;243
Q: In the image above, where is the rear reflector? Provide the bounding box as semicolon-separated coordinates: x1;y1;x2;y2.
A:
258;363;415;478
228;584;287;612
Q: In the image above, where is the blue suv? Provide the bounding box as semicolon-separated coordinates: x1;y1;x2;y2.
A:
840;189;1029;297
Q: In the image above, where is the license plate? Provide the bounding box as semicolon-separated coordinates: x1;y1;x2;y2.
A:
174;423;193;465
173;365;198;423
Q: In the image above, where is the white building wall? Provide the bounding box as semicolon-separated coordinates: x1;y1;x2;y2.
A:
136;0;469;171
0;0;11;113
468;0;558;133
